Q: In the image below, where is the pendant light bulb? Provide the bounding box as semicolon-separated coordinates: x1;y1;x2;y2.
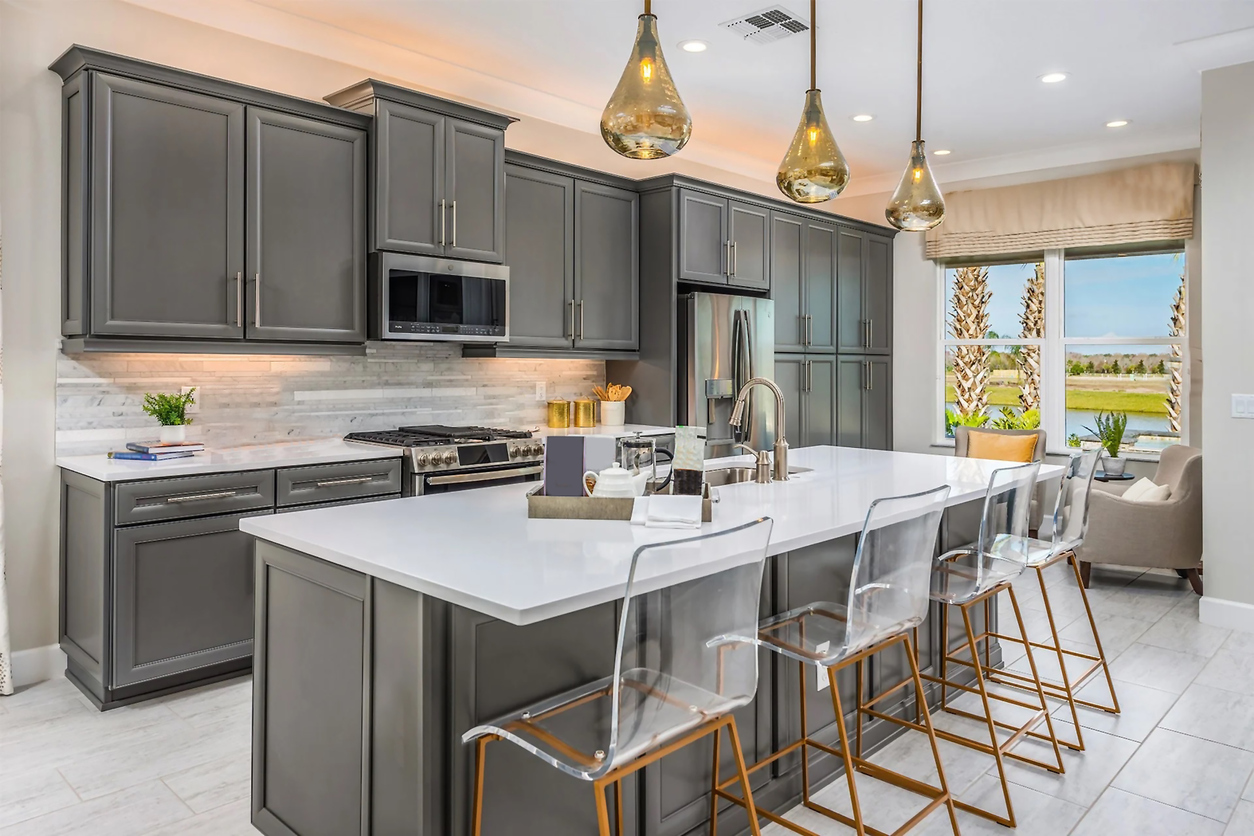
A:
600;2;692;160
886;140;945;231
776;0;849;203
886;0;946;231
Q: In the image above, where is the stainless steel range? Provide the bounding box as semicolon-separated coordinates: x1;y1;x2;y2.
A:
344;425;544;495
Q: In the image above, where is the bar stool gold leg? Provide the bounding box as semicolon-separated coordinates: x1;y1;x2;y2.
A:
905;632;961;836
615;779;624;836
710;718;722;836
959;602;1016;828
855;657;867;759
727;719;765;836
1034;564;1086;750
472;736;490;836
594;776;612;836
1005;586;1066;773
1069;552;1122;714
827;669;868;836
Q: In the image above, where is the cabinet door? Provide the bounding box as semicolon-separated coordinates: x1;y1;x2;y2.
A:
865;234;892;354
835;356;866;447
246;108;366;343
446;119;506;263
804;356;836;447
728;200;770;291
836;228;866;353
90;74;244;339
774;354;806;447
574;181;639;351
112;510;268;688
804;220;838;353
863;358;892;450
771;212;806;351
677;189;727;284
374;100;445;255
504;165;575;348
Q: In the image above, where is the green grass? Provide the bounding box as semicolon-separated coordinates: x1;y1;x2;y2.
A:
945;386;1168;415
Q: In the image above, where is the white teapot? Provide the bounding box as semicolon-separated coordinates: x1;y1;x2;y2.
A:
584;463;649;498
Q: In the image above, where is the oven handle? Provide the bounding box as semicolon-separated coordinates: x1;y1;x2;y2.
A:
425;465;544;486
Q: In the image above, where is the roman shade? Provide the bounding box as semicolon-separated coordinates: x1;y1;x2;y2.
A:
925;161;1196;260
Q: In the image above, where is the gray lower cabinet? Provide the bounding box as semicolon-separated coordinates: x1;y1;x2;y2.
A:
59;458;401;710
836;356;893;450
777;353;835;448
246;108;367;343
837;229;893;355
54;48;373;353
503;164;575;348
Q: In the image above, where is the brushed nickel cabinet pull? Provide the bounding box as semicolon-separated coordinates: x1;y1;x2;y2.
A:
166;490;238;504
234;272;243;327
868;318;873;348
806;315;813;346
254;274;261;327
439;199;447;247
732;241;738;277
452;200;458;247
578;300;585;340
568;299;576;338
314;476;374;488
724;240;731;276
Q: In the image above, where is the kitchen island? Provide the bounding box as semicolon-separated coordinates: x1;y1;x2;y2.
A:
242;446;1062;836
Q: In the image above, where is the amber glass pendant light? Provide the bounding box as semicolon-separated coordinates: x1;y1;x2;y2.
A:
600;0;692;159
777;0;849;202
886;0;946;231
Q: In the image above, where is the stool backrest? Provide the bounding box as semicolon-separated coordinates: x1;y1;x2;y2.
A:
975;461;1041;574
604;517;774;773
844;486;951;653
1044;449;1100;548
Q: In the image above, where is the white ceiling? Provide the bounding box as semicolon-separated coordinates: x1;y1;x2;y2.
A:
129;0;1254;195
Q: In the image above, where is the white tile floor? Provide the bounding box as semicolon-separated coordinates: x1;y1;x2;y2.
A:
1;564;1251;835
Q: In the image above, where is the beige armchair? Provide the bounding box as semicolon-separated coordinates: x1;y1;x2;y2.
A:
1076;444;1203;594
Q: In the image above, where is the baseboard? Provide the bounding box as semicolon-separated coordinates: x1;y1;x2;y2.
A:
1200;596;1254;633
10;644;67;688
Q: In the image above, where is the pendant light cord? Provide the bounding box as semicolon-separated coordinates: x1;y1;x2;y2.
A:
644;0;651;15
915;0;924;142
810;0;817;90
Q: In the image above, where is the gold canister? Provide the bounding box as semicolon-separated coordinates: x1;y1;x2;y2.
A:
574;399;596;428
547;399;571;429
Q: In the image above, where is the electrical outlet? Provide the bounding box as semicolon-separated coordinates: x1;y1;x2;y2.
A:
1232;394;1254;418
815;642;831;691
535;381;547;402
182;385;200;414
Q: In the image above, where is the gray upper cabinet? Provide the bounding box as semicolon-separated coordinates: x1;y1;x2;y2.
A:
678;189;728;284
89;74;245;340
803;219;837;353
325;80;516;264
246;108;367;343
373;100;445;256
728;201;769;291
837;229;893;354
53;48;373;354
575;181;639;351
502;164;575;348
771;212;805;351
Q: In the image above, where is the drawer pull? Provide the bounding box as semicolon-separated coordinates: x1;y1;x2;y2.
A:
314;476;376;488
166;490;239;504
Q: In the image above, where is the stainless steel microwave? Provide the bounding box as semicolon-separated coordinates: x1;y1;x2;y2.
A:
370;253;509;343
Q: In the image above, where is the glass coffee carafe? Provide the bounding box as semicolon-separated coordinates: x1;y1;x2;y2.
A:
619;432;673;493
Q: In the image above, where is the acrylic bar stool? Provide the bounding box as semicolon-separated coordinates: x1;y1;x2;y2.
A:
462;517;774;836
986;449;1120;747
726;486;960;836
906;461;1064;828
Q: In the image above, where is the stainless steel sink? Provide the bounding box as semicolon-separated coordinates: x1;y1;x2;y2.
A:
704;465;811;487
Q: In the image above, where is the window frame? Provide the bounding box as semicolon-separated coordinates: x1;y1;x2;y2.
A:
936;246;1190;455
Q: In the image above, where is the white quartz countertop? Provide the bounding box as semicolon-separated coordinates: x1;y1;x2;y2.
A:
57;439;403;482
241;446;1063;626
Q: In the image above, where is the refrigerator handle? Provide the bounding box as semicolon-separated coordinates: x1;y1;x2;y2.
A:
731;309;753;437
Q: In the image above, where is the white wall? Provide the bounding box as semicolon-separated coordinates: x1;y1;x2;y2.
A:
1199;62;1254;631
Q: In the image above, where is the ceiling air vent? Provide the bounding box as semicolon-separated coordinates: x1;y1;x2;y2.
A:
720;5;810;46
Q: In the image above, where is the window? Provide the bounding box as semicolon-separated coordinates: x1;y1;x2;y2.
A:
940;249;1188;456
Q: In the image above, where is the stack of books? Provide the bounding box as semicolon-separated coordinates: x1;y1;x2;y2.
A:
107;441;205;462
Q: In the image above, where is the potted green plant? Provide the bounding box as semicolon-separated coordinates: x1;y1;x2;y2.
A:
142;389;196;444
1084;411;1128;476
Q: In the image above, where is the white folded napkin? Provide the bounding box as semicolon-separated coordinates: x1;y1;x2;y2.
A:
630;495;703;529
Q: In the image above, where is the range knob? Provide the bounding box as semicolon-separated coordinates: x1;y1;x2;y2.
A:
443;451;459;465
509;446;521;459
530;444;544;458
413;453;430;467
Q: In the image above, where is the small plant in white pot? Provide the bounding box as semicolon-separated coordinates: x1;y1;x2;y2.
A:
1085;411;1128;476
143;389;196;444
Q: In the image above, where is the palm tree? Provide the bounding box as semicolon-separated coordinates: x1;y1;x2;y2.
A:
949;266;991;419
1168;274;1186;433
1018;263;1044;411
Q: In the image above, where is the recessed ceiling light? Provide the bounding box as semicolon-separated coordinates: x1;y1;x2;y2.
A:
1039;72;1068;84
851;114;874;122
932;149;951;156
1106;119;1130;128
678;39;708;53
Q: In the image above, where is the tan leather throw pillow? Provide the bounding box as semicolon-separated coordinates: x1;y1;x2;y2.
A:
965;431;1038;463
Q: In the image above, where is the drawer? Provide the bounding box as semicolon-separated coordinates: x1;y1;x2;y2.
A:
276;459;402;508
115;471;275;526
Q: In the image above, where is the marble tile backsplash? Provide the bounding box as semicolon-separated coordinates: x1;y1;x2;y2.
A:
56;344;605;456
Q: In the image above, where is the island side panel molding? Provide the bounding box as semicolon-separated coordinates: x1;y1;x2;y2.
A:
252;542;372;836
60;470;110;696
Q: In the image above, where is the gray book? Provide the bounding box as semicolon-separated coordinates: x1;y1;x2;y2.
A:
543;436;586;497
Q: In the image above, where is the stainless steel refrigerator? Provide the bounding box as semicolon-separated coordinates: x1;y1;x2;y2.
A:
677;292;775;458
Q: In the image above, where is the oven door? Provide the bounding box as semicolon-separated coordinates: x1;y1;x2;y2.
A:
416;463;543;495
